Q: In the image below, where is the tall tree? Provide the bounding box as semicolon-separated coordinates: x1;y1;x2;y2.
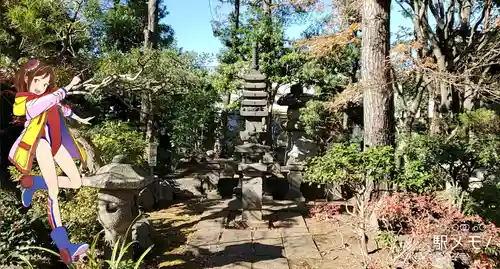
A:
142;0;159;167
361;0;393;148
360;0;393;257
97;0;174;53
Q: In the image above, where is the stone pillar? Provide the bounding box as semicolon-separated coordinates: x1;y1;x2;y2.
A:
286;167;303;200
241;172;263;221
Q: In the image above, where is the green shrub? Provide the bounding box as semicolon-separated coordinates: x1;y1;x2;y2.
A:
83;120;147;166
463;181;500;226
396;135;443;193
0;188;51;265
303;142;395;188
19;217;154;269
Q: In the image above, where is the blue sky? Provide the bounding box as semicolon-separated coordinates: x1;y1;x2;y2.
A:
164;0;413;64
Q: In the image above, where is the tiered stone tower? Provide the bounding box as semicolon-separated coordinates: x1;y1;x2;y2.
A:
235;44;272;225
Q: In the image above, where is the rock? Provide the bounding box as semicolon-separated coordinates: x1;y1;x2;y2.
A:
160;180;173;201
430;252;454;269
174;177;204;198
138;186;155;211
132;217;154;250
97;190;138;244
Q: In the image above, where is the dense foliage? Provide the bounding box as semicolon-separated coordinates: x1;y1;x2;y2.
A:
0;189;52;265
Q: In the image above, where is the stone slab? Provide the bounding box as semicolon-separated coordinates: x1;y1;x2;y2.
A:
263;201;307;213
241;99;268;106
242;177;263;217
283;236;322;259
280;227;310;238
242;210;263;223
288;259;329;269
220;229;253;243
254;239;284;257
312;235;339;259
253;230;282;240
184;244;220;256
83;163;153;189
243;219;269;229
240;110;269;117
196;218;226;229
242;90;267;98
304;219;339;236
172;177;204;197
244;71;266;81
203;255;253;269
200;209;229;219
208;199;242;211
244;82;267;89
219;242;254;258
238;163;268;172
189;230;221;246
273;212;307;229
252;258;289;269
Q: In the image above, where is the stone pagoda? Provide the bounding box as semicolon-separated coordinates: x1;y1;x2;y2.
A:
235;44;273;225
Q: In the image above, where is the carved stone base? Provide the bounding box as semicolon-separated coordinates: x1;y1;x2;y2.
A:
242;176;263;221
285;171;305;202
97;190;138;245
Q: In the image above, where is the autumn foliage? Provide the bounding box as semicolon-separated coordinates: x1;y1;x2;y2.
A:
377;193;500;268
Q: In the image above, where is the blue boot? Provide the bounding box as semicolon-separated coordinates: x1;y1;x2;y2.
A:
20;175;47;207
50;227;89;265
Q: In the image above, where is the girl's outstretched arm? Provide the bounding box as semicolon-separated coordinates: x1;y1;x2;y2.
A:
59;105;93;125
71;113;94;125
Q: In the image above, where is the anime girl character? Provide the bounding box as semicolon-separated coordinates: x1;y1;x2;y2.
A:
8;59;94;265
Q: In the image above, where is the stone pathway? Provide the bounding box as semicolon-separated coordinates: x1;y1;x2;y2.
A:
178;200;373;269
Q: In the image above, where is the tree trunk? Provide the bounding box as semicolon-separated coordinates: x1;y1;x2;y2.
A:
142;0;159;170
234;0;240;36
143;0;158;133
360;0;392;252
361;0;393;148
263;0;275;147
143;0;158;50
429;79;441;135
220;0;241;157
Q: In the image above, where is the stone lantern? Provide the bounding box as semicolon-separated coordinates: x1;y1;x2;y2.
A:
277;83;317;201
83;155;154;253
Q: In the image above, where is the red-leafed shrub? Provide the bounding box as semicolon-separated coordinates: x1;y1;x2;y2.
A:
376;193;500;268
308;203;342;221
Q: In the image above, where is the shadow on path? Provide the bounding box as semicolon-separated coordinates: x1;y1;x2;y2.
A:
154;243;284;269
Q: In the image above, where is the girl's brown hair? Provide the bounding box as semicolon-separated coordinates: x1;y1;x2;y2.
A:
13;59;56;92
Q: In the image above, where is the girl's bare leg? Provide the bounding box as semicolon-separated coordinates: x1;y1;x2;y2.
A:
36;141;89;265
20;145;80;208
35;139;62;228
54;145;82;189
